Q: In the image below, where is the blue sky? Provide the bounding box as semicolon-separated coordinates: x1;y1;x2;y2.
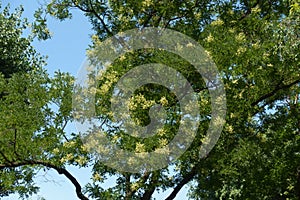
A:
1;1;189;199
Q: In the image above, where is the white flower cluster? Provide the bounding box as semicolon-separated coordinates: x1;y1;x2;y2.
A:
128;94;155;110
211;19;224;26
235;32;246;42
236;47;247;55
142;0;153;7
135;142;146;153
206;33;214;43
159;96;168;106
98;71;119;95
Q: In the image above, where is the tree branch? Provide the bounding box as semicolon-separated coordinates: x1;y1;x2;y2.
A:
87;0;113;36
251;79;300;107
141;171;159;200
165;164;199;200
61;118;70;142
141;186;156;200
0;160;88;200
0;150;13;164
69;0;112;37
124;173;131;200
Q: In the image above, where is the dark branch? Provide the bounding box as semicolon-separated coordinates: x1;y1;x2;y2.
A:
88;0;113;36
142;10;156;28
165;164;199;200
124;173;131;200
61;119;70;142
251;79;300;107
141;171;159;200
70;0;112;37
141;186;156;200
0;150;13;164
0;160;88;200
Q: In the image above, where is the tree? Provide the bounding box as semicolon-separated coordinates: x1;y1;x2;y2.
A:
1;0;299;199
45;0;299;199
0;4;88;200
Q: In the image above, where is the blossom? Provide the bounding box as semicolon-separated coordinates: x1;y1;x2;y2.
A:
135;142;145;153
75;156;88;166
211;19;224;26
52;148;60;154
159;138;168;147
186;42;195;47
235;32;246;42
159;96;168;106
92;172;103;182
236;47;247;55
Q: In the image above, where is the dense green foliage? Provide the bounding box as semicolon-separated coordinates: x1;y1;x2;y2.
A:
0;6;37;78
0;4;87;199
1;0;299;199
49;0;300;199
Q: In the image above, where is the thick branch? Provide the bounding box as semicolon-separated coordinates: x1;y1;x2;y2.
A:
0;160;88;200
165;165;199;200
124;173;131;200
141;186;156;200
141;171;159;200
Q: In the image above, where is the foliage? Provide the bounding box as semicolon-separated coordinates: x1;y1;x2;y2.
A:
0;3;88;199
0;5;37;78
1;0;299;200
46;0;299;199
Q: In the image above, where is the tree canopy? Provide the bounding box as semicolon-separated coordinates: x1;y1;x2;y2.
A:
0;4;87;199
1;0;299;199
